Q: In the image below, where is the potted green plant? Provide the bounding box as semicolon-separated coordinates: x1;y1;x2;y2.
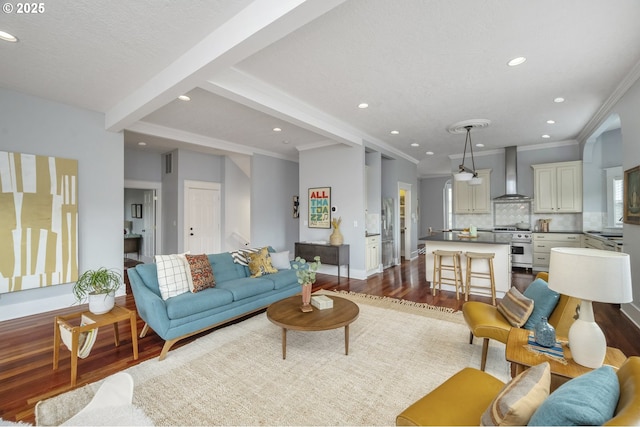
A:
72;267;122;314
292;256;321;312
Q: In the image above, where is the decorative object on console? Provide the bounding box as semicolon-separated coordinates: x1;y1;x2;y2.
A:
534;316;556;348
329;216;344;245
72;267;122;315
292;256;321;312
548;247;632;368
448;119;490;184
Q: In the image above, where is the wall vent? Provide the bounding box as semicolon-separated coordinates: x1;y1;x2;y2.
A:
165;153;172;174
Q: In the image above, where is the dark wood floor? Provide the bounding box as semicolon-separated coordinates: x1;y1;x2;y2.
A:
1;257;639;424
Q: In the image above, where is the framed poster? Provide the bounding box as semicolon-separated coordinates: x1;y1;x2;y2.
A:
308;187;331;228
624;165;640;224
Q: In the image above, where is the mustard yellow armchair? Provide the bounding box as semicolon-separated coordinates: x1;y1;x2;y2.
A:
396;356;640;426
462;272;578;371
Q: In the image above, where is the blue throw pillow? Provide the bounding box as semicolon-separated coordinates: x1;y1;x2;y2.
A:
528;365;619;426
522;278;560;330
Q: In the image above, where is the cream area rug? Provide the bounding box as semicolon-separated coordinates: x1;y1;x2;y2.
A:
36;291;509;426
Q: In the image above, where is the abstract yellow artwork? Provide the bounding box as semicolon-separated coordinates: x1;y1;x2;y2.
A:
0;151;78;293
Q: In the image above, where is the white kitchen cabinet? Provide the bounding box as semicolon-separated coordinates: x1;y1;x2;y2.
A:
532;161;582;213
453;169;491;214
583;235;605;250
532;233;582;271
366;235;381;273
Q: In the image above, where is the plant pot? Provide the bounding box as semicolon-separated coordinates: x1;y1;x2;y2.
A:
300;284;313;312
88;291;115;315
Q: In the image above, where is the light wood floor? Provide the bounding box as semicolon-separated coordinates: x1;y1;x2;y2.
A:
1;257;638;424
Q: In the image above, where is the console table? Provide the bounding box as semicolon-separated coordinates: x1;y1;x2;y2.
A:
295;242;350;283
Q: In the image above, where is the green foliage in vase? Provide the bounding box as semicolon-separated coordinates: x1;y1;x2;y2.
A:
72;267;122;303
292;256;321;285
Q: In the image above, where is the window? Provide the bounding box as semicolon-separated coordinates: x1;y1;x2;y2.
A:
443;179;453;230
606;167;623;228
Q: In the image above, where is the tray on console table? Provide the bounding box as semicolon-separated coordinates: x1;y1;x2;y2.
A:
295;242;350;283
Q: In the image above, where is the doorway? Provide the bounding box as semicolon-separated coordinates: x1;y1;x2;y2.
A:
398;182;412;260
184;180;221;254
124;179;162;264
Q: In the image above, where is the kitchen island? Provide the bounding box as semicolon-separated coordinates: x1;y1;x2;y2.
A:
420;231;512;299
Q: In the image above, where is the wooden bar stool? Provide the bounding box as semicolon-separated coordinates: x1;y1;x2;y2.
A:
432;250;464;300
464;252;496;305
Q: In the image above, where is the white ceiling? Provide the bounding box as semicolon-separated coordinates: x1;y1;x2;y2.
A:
2;0;639;176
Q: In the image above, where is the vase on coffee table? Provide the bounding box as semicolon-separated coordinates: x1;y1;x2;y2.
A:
301;283;313;312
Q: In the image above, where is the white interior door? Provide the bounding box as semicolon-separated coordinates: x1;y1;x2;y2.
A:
141;190;156;261
184;181;221;254
399;182;412;260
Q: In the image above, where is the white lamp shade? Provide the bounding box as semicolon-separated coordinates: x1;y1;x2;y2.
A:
454;171;473;181
548;247;632;303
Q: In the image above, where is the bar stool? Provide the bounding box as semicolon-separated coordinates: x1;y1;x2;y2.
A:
432;250;464;300
464;252;496;305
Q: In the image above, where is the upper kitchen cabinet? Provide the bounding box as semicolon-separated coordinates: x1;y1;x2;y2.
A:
454;169;491;214
532;161;582;213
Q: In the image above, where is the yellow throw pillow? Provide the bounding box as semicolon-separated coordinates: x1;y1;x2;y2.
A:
247;247;278;278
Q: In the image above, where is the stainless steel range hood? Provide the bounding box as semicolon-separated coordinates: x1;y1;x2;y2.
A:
493;146;531;201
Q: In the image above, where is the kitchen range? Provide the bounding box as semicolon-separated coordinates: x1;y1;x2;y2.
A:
493;226;533;270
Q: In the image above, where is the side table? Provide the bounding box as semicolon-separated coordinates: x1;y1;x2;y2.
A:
53;305;138;386
506;327;626;390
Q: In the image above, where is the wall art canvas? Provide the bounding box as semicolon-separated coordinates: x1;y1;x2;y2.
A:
624;165;640;225
308;187;331;228
0;151;78;293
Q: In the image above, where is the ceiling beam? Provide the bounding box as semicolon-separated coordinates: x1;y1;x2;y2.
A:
106;0;347;132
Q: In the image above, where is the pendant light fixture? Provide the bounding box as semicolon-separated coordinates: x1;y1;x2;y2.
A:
449;119;490;185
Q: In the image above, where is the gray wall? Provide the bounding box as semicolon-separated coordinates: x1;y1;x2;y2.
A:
0;88;124;320
124;147;162;182
251;154;299;253
224;157;250;251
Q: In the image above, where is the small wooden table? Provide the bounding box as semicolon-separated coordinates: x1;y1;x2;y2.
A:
266;295;359;359
506;327;626;389
53;305;138;386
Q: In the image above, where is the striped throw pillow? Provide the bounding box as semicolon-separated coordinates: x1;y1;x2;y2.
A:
497;287;534;327
231;247;261;266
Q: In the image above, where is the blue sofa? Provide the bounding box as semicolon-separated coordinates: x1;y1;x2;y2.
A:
128;250;301;360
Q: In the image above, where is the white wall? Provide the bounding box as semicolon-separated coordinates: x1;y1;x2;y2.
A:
299;144;366;278
225;156;250;251
0;88;124;321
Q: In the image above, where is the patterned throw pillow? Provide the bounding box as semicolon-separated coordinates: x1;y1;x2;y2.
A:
231;247;260;266
155;254;191;300
247;247;278;278
481;362;551;426
184;254;215;292
497;287;534;327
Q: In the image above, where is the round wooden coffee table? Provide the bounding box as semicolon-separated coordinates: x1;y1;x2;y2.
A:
266;295;359;359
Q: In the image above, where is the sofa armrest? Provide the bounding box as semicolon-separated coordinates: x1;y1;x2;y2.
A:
128;269;170;338
606;356;640;426
396;367;505;426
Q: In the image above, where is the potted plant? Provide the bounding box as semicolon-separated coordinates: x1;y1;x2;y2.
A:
72;267;122;314
292;256;321;312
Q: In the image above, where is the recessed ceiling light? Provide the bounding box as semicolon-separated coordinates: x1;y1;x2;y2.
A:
358;103;369;109
553;97;565;103
138;141;147;146
542;134;551;139
282;140;290;144
0;31;18;42
546;120;556;124
507;56;526;66
390;130;400;135
273;127;282;132
475;143;485;148
410;142;419;147
425;151;434;156
178;95;191;101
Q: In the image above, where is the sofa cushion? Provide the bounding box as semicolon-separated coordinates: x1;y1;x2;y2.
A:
247;247;278;278
481;362;550;426
523;278;560;330
208;253;248;282
134;263;162;297
270;251;292;270
528;365;619;426
155;254;191;300
184;254;216;292
215;277;275;301
497;287;534;328
264;269;298;290
165;287;234;320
